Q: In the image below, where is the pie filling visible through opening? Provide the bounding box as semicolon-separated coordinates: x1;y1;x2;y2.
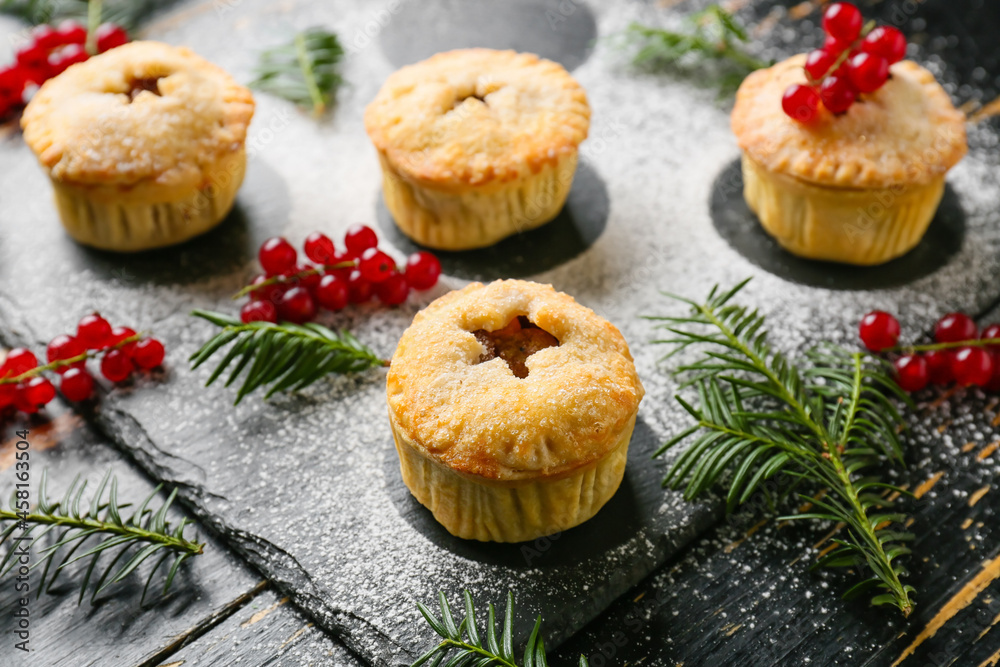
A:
127;76;163;102
472;316;560;379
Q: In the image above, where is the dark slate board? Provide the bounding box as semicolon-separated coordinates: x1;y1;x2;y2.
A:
1;0;1000;665
0;398;265;667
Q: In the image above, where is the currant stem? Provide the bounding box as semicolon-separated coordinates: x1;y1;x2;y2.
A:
885;337;1000;354
233;261;358;300
807;20;876;87
0;334;144;385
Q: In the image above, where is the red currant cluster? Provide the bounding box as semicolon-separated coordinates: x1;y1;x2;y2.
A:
0;313;165;415
782;2;907;121
0;21;128;119
241;224;442;324
860;311;1000;393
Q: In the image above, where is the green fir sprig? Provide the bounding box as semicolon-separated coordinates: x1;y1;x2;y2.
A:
413;591;588;667
0;0;162;31
250;28;344;116
190;310;387;405
625;5;769;93
0;468;202;605
648;280;917;617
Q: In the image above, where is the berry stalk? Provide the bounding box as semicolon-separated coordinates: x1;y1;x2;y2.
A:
233;260;358;300
0;333;143;385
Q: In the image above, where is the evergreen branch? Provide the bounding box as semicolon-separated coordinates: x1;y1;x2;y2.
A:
189;310;387;404
623;5;769;94
0;469;202;605
649;281;916;616
250;27;344;116
413;591;588;667
0;0;161;31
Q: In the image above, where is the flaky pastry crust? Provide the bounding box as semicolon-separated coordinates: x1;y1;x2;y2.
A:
364;49;590;189
22;41;254;188
386;280;644;482
731;55;966;189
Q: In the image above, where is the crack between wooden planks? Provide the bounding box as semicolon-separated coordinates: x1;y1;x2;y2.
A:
134;579;270;667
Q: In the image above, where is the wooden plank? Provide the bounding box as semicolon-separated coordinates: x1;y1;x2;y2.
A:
152;589;362;667
0;399;267;667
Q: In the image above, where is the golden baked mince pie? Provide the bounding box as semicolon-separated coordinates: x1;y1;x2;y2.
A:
364;49;590;251
386;280;644;543
731;3;966;266
22;41;255;252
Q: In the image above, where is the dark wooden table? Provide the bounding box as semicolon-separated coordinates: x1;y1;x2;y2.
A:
2;1;1000;666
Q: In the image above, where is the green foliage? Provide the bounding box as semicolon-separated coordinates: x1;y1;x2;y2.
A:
0;468;202;605
190;310;386;405
0;0;164;31
250;28;344;116
648;279;916;617
625;5;769;94
413;591;588;667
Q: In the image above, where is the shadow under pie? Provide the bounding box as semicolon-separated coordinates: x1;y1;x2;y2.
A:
709;157;966;290
375;160;608;280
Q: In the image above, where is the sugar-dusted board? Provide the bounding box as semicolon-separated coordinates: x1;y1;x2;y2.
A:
1;0;1000;665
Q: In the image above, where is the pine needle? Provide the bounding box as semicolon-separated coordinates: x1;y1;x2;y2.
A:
648;280;917;617
413;591;588;667
250;27;344;116
0;468;203;605
189;310;387;405
0;0;163;31
624;5;769;94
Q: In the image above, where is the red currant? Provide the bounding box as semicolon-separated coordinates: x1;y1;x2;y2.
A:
0;67;26;105
61;367;94;401
893;355;928;392
359;248;396;283
822;3;862;42
15;386;39;414
24;376;56;406
56;20;87;45
277;287;317;324
46;334;86;372
15;43;50;75
95;23;128;53
344;224;378;257
132;338;165;369
77;313;112;349
30;24;62;50
348;270;374;304
241;300;277;323
985;352;1000;392
108;326;138;356
782;84;820;122
405;252;442;290
49;44;88;75
924;350;954;385
0;383;16;410
315;274;349;311
259;237;297;276
804;49;838;82
952;347;993;387
858;311;900;351
249;275;286;304
304;232;336;264
100;349;134;383
376;272;410;306
846;52;889;93
934;313;976;343
823;34;851;56
820;74;856;114
294;265;321;291
861;26;906;64
3;348;38;377
981;324;1000;349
